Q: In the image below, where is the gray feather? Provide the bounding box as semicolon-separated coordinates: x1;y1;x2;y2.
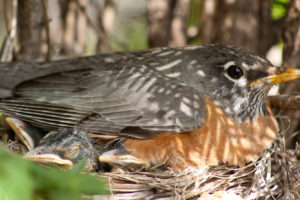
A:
0;46;219;138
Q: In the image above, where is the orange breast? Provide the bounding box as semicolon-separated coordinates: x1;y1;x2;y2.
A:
124;98;278;170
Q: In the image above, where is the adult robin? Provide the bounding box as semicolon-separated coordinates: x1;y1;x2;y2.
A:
0;44;300;170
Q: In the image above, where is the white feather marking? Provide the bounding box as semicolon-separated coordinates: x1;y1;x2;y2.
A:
166;72;181;78
182;97;191;104
104;57;115;63
184;45;203;50
180;102;193;117
156;59;182;71
241;62;250;70
157;51;174;57
197;70;205;77
190;60;197;65
236;77;247;87
224;61;236;69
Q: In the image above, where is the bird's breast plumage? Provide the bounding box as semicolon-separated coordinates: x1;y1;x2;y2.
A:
124;98;278;170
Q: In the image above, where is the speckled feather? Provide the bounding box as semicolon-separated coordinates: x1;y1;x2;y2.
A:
0;45;273;140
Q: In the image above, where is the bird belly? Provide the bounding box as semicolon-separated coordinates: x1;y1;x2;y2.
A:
124;98;278;170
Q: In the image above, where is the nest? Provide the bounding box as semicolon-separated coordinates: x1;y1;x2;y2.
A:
1;119;299;199
93;136;300;200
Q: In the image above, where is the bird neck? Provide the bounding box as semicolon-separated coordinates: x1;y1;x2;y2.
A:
213;90;269;123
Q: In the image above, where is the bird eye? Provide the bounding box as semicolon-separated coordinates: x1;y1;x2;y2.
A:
226;65;244;79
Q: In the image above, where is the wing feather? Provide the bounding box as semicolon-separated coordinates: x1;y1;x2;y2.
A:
0;53;206;139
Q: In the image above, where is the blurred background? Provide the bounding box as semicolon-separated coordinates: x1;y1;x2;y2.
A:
0;0;291;62
0;0;299;149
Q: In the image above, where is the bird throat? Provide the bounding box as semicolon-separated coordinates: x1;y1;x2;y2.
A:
124;98;278;170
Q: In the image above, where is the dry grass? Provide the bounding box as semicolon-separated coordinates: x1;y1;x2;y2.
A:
94;135;300;200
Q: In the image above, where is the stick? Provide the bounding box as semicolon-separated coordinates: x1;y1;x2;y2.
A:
268;95;300;110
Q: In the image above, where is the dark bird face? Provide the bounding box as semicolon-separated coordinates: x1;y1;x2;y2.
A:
187;45;300;122
25;128;98;171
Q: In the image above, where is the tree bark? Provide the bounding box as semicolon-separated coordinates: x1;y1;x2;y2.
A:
280;0;300;148
147;0;189;48
59;0;87;57
17;0;45;60
199;0;278;56
198;0;216;44
147;0;174;47
0;0;18;62
169;0;190;47
282;0;300;67
96;0;115;53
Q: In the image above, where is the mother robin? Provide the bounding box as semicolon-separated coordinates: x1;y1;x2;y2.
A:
0;45;299;170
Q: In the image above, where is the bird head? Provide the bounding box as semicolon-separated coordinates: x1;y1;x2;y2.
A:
189;45;300;122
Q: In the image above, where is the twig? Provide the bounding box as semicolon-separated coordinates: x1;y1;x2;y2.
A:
74;0;111;52
268;95;300;110
102;0;116;36
169;0;190;47
0;0;18;62
147;0;173;47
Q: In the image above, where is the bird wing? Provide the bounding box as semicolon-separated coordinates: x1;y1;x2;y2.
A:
0;56;206;139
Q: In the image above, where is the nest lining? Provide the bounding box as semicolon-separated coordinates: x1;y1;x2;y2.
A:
94;137;300;200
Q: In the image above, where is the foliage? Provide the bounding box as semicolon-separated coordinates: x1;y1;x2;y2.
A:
272;0;290;20
111;19;149;51
188;0;202;27
0;147;108;200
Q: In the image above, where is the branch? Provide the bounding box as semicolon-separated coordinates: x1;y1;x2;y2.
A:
268;95;300;110
147;0;173;47
169;0;190;47
41;0;52;61
0;0;18;62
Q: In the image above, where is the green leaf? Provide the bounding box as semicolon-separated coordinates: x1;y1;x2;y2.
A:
0;149;34;200
0;147;108;200
272;0;290;20
111;19;149;51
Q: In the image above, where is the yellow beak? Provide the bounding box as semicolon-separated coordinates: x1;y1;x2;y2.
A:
250;67;300;86
24;153;73;167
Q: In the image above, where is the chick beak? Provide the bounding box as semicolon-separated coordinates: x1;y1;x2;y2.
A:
99;149;151;168
24;152;73;167
250;67;300;86
5;117;44;150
